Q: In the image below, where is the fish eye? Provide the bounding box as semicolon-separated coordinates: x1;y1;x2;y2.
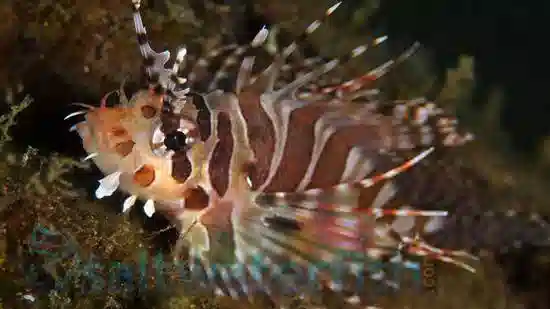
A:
163;130;188;151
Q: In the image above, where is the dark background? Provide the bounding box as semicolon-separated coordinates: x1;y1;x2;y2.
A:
229;0;550;157
365;0;550;156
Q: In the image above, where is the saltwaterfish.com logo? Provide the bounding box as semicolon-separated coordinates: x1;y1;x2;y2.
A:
22;224;434;297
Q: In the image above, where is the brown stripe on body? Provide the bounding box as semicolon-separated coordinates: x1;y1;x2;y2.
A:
189;94;212;140
208;112;234;197
307;124;384;190
236;89;275;191
160;109;181;134
171;151;192;183
264;103;333;192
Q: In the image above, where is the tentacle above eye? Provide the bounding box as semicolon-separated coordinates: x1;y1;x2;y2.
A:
131;0;190;107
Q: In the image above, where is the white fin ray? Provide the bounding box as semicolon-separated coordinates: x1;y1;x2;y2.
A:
64;110;87;120
81;152;99;162
122;195;138;213
95;171;122;199
251;26;269;47
143;199;156;217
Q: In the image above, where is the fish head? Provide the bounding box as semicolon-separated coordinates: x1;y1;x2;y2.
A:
72;88;210;219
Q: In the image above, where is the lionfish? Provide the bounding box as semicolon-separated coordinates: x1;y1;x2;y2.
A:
66;0;494;307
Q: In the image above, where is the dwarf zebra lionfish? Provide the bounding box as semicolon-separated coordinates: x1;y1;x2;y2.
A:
67;0;479;307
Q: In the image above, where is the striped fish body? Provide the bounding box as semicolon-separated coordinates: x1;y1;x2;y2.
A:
178;57;470;246
68;0;480;306
141;47;475;308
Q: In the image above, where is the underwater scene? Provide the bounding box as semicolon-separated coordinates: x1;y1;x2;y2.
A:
1;0;549;308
